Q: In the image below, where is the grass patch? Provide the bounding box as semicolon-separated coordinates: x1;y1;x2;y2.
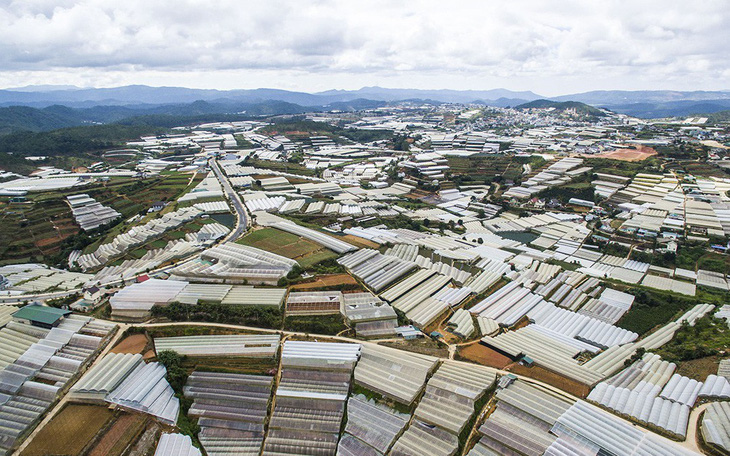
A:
236;226;337;268
297;249;339;269
616;287;699;335
237;227;321;258
656;316;730;364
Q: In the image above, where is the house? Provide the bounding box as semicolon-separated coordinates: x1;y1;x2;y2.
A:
12;304;71;329
149;201;166;212
83;286;102;304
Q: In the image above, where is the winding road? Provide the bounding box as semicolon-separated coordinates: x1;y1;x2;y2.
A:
209;158;249;241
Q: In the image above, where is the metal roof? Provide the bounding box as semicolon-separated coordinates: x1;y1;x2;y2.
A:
12;305;70;326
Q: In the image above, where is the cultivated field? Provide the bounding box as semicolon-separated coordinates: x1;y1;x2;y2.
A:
237;227;338;267
87;413;148;456
584;145;657;162
0;172;201;264
21;404;114;456
289;273;359;290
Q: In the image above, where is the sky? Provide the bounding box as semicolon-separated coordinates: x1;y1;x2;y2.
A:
0;0;728;96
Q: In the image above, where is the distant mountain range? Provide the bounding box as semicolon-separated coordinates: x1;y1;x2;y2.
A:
0;85;543;109
0;85;729;135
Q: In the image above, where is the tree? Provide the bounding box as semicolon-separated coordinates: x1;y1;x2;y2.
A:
157;350;188;392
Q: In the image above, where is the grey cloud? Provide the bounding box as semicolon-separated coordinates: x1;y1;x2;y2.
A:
0;0;728;92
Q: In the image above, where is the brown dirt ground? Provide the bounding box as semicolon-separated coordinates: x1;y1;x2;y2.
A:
111;334;149;354
127;421;163;456
34;236;64;248
290;273;359;289
585;145;657;162
457;343;514;369
676;355;722;381
88;413;148;456
508;364;590;398
21;404;114;456
340;234;380;249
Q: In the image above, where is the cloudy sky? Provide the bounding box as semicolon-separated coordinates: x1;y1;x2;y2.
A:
0;0;728;95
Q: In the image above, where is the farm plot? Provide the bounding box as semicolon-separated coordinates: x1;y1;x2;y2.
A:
20;404;114;456
236;227;337;266
87;413;148;456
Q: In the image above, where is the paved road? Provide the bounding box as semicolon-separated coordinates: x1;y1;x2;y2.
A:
209;158;249;241
683;402;709;454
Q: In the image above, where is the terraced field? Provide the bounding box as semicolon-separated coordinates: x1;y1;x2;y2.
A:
0;173;202;264
448;154;546;184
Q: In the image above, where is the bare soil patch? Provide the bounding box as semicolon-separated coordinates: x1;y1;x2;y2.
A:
509;364;590;398
457;343;513;369
111;334;149;354
585;145;657;162
21;404;114;456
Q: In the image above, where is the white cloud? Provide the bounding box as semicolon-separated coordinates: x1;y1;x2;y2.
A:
0;0;728;95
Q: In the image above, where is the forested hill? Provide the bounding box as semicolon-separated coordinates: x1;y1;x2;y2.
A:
515;99;607;117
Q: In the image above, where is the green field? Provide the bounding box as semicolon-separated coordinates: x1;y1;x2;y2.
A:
236;227;334;266
656;315;730;364
447;154;546;185
248;158;317;176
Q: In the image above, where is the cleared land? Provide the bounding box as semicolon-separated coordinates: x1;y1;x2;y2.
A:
88;413;148;456
584;145;657;162
340;234;380;249
379;339;449;358
111;334;149;354
20;404;114;456
509;364;590;398
289;273;359;290
457;343;513;369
